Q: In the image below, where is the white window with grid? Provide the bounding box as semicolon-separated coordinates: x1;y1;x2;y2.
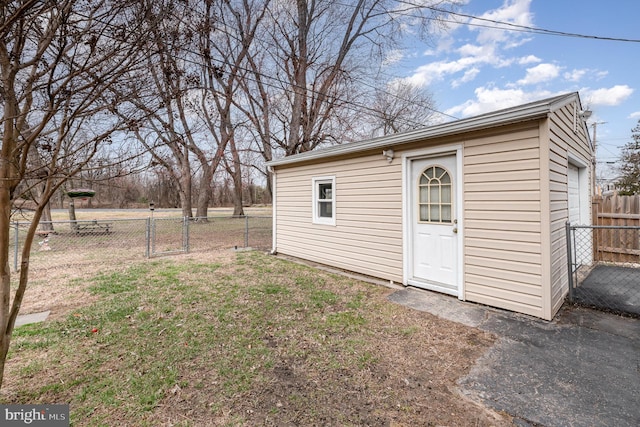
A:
312;176;336;225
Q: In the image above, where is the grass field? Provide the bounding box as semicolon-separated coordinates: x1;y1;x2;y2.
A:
2;251;511;426
14;206;273;222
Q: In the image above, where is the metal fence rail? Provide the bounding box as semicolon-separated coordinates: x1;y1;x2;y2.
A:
566;223;640;317
11;216;272;274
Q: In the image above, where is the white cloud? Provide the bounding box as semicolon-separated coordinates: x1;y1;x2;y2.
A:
518;55;541;65
628;111;640;119
581;85;634;106
446;86;555;117
564;69;587;82
457;43;485;57
563;68;608;83
407;0;535;89
474;0;534;45
517;63;561;85
433;35;456;54
382;49;404;66
406;55;484;87
452;68;481;88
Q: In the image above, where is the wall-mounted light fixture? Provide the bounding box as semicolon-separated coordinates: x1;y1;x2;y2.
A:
579;110;592;120
382;149;394;163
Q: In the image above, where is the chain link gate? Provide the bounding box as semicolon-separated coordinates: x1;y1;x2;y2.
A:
566;222;640;317
149;217;189;257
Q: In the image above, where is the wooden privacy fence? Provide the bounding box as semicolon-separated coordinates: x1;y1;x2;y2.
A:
592;194;640;263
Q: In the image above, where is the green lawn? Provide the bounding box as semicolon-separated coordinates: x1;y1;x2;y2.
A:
3;251;507;426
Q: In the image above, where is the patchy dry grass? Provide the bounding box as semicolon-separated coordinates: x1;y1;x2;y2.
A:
2;251;511;426
16;206;273;222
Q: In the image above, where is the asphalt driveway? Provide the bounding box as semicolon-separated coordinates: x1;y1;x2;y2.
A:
388;287;640;427
573;264;640;317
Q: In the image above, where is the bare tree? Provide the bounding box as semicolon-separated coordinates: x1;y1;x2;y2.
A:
617;119;640;195
189;0;272;217
236;0;458;196
366;81;437;137
122;0;200;218
125;0;268;218
0;0;148;388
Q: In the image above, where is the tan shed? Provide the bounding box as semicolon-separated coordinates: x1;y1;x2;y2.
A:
266;93;593;320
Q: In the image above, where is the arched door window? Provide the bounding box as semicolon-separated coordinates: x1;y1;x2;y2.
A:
418;166;452;223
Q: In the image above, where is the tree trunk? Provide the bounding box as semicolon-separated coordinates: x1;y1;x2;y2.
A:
229;140;244;217
180;145;193;218
68;199;77;221
0;139;13;391
40;201;54;231
195;166;214;219
67;198;77;232
231;170;244;217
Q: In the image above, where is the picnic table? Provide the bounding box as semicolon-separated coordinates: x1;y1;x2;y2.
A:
35;230;56;238
74;220;112;235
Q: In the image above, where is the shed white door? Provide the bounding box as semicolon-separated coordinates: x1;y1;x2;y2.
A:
409;155;458;295
568;164;581;224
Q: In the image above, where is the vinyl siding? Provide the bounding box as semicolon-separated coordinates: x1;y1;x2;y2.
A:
272;95;591;321
463;123;544;318
274;153;404;282
547;103;592;317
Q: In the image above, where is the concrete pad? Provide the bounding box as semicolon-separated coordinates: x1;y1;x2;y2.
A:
387;286;488;327
387;287;640;427
15;310;50;328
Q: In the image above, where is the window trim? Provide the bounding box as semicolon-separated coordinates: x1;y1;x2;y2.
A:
312;176;336;225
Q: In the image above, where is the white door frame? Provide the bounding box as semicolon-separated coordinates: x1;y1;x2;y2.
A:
567;153;590;225
567;153;593;267
402;144;464;300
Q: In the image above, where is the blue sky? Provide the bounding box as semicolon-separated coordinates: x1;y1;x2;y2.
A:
392;0;639;180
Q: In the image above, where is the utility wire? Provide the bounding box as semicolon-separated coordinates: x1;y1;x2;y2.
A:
441;7;640;43
389;1;640;43
63;0;640;136
70;6;458;127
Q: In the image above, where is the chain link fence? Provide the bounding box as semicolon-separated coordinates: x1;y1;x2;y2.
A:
10;216;272;276
566;223;640;317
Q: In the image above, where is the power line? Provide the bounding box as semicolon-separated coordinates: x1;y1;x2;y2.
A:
390;1;640;43
70;6;456;130
60;0;640;137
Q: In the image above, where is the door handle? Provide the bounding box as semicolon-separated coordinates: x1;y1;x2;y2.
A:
452;226;458;233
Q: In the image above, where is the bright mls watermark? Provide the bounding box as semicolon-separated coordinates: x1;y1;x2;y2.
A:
1;405;69;426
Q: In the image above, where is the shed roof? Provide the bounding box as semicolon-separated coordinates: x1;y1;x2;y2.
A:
267;92;589;167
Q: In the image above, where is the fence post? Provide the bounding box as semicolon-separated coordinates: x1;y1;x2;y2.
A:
244;216;249;248
145;218;151;258
184;216;190;253
565;221;574;302
152;218;156;256
13;221;19;271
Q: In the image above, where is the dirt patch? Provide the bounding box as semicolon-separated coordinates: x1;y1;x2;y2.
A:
151;257;510;426
151;306;510;426
18;268;99;323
